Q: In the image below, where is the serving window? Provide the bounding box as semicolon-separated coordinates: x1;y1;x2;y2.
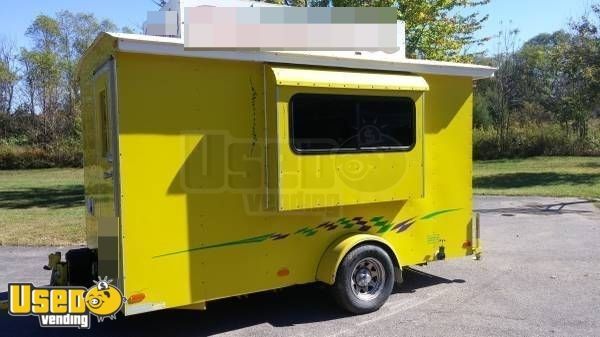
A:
266;66;428;211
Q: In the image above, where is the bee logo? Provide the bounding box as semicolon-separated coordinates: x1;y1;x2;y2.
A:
84;277;125;322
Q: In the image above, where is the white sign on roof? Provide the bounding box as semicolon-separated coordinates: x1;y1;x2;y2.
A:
144;0;407;57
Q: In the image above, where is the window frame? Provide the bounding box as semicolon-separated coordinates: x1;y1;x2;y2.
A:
288;93;417;155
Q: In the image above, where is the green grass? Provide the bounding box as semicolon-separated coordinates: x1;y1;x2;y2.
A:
0;169;84;246
474;156;600;199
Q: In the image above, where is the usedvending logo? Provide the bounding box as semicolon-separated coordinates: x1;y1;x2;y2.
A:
8;277;125;329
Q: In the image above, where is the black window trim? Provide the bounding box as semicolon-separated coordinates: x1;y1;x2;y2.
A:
288;93;417;155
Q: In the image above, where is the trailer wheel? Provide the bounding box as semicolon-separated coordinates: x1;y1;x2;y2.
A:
332;244;394;314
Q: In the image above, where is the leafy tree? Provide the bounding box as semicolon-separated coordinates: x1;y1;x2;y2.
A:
0;39;19;114
18;12;121;117
474;26;535;149
393;0;490;61
19;49;61;116
18;49;38;116
517;31;569;120
22;15;63;116
55;11;118;115
474;3;600;159
26;15;61;52
5;11;124;145
315;0;490;61
553;6;600;139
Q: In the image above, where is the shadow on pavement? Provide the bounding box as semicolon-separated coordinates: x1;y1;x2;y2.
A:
397;267;465;294
0;268;460;337
475;201;596;216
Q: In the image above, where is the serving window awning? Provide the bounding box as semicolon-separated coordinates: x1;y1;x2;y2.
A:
270;66;429;91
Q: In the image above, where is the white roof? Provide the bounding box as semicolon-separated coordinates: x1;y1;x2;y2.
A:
108;32;495;79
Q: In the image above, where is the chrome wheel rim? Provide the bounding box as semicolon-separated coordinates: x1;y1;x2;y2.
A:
350;257;385;301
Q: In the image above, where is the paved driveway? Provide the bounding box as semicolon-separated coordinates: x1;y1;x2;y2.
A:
1;196;599;337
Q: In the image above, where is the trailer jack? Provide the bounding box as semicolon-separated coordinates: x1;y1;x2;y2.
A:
436;245;446;261
44;252;68;286
43;248;97;287
472;213;482;260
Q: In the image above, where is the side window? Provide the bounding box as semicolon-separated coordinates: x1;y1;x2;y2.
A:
290;93;416;154
98;89;112;159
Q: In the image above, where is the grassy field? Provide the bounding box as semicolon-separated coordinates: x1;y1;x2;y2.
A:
0;169;84;246
474;156;600;198
0;156;598;246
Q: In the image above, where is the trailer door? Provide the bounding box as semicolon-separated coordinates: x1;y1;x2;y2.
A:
91;58;121;287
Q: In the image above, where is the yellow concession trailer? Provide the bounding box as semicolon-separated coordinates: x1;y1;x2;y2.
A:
49;32;495;315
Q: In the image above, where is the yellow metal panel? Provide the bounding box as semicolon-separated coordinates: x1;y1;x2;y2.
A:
421;74;475;260
116;53;292;312
271;66;430;91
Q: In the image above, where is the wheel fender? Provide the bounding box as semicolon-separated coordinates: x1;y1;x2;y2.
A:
316;233;400;285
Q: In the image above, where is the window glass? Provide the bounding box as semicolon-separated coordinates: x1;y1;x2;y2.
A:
290;94;415;153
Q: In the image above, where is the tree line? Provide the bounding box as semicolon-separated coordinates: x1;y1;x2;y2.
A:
0;1;493;168
0;2;598;168
474;4;600;159
0;11;133;168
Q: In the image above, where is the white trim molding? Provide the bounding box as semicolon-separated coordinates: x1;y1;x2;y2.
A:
108;32;495;79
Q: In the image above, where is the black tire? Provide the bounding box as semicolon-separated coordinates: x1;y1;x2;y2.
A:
332;244;395;314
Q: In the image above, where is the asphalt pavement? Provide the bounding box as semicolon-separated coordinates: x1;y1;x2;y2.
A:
1;196;599;337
